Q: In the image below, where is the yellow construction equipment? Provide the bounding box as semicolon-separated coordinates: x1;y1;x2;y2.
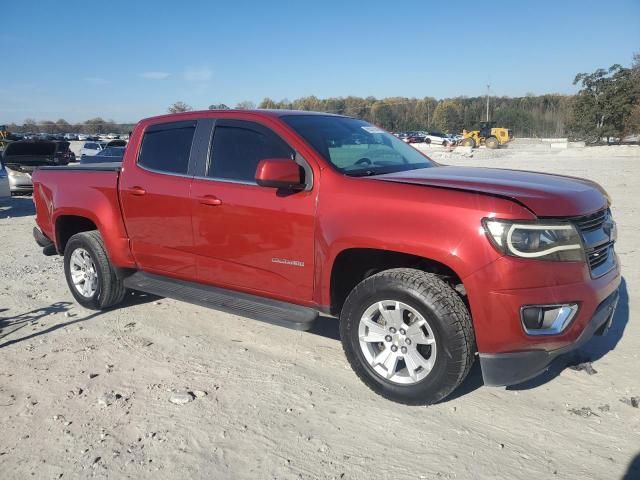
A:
459;121;513;149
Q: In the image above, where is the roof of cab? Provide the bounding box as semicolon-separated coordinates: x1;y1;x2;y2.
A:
139;109;344;125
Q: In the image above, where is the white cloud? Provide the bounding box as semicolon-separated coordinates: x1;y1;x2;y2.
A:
84;77;110;86
183;66;212;83
139;71;171;80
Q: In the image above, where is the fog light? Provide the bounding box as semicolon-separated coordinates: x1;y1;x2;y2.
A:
520;304;578;335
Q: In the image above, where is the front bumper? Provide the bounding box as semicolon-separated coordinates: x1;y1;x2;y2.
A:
479;289;619;385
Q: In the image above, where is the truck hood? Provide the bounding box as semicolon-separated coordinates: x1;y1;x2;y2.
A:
374;166;608;216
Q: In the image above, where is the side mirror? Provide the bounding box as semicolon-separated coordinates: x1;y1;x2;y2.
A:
255;158;305;190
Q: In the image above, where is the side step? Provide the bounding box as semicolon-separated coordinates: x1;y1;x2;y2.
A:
123;271;319;331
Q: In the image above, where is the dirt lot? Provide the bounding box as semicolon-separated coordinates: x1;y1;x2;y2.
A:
1;143;639;479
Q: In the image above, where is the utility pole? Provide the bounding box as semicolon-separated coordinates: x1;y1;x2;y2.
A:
486;83;490;122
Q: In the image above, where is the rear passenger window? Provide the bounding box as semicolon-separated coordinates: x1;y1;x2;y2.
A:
138;121;196;175
209;124;293;182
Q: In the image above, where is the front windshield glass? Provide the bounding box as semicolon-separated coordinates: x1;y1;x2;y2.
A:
282;115;435;176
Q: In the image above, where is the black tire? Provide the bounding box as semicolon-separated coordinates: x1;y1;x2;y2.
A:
424;137;431;144
485;136;499;149
63;230;127;310
442;140;449;147
340;268;475;405
460;137;475;148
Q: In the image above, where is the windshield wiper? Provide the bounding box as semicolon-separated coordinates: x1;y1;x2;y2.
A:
345;169;379;177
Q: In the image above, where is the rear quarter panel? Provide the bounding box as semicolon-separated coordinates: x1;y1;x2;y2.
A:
32;169;135;268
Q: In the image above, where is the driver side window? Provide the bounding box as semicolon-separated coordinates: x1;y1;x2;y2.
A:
208;124;293;183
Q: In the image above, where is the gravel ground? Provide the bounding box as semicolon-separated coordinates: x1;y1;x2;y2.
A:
0;143;639;479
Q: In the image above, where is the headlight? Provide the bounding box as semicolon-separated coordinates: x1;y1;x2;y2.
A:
482;218;583;261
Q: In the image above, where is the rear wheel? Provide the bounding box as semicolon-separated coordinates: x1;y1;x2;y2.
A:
424;137;431;144
460;137;475;148
485;136;499;149
64;231;127;310
340;268;475;405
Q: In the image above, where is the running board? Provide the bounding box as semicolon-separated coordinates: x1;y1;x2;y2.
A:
123;271;319;331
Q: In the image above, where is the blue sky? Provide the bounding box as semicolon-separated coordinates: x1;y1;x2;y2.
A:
2;0;638;123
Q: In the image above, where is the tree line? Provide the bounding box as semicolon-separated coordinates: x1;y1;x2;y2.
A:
171;56;639;142
166;95;572;138
5;118;134;135
6;53;638;141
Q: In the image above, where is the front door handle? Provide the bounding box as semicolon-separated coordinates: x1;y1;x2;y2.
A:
130;186;146;196
199;195;222;206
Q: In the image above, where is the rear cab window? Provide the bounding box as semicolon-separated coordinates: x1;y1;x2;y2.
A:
138;121;196;175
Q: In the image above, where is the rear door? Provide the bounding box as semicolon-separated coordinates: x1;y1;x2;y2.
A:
119;120;200;279
189;119;317;302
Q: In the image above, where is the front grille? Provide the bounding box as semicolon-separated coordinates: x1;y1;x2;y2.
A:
569;208;615;277
573;209;607;232
587;243;611;270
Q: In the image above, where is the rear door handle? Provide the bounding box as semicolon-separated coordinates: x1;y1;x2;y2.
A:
130;186;146;196
199;195;222;206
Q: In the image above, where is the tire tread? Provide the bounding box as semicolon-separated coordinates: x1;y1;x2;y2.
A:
340;268;475;405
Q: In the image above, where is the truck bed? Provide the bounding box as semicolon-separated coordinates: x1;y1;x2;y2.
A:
31;163;134;268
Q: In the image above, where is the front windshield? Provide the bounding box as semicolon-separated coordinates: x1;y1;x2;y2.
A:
282;115;435;176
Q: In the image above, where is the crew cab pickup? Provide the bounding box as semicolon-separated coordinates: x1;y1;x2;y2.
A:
31;110;621;404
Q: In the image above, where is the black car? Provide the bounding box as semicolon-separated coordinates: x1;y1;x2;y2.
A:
80;146;125;164
53;141;76;163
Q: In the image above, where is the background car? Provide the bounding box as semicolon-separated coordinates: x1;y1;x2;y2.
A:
422;131;452;145
80;146;125;164
405;133;425;143
53;141;76;163
80;141;106;158
106;139;127;147
0;160;10;198
2;141;59;195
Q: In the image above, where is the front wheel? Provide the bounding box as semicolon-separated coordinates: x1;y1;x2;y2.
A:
340;268;475;405
64;231;127;310
485;136;499;149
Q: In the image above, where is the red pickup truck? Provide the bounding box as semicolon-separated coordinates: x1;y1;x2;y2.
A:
31;110;620;405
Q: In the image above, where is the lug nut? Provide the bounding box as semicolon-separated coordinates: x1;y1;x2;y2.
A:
385;335;392;342
391;345;398;352
389;327;397;334
405;338;412;345
401;346;407;354
399;328;406;335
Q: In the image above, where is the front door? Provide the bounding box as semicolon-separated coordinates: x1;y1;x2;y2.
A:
190;119;317;302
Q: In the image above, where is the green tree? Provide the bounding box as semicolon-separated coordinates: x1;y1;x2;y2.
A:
258;98;277;109
23;118;39;133
234;101;255;109
168;101;193;113
432;100;462;133
55;119;72;133
625;52;640;136
569;64;638;143
208;103;230;110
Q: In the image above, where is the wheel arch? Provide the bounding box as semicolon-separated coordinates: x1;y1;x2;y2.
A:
328;247;466;316
55;214;98;253
52;208;136;269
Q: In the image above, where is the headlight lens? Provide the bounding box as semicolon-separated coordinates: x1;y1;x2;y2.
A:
482;218;583;261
